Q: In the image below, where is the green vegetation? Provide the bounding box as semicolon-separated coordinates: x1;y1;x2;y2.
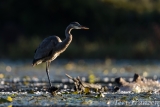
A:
1;0;160;59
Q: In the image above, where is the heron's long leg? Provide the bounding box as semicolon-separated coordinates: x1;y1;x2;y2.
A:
46;61;52;87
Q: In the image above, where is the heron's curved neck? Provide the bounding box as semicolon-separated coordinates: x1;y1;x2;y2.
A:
64;26;73;45
58;26;73;53
65;26;73;37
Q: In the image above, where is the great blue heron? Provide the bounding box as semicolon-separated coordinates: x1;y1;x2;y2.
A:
32;22;89;89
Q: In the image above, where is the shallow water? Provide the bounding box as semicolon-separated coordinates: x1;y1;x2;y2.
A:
1;59;160;79
1;59;160;106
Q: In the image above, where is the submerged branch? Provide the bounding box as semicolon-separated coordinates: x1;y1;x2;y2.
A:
65;74;108;93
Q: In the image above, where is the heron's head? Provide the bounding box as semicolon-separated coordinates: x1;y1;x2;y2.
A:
70;22;89;29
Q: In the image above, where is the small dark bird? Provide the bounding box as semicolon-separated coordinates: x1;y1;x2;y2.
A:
32;22;89;88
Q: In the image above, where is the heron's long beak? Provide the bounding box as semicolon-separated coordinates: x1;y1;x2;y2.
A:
80;26;89;29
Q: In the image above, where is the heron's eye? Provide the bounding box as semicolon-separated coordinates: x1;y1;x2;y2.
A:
75;24;80;27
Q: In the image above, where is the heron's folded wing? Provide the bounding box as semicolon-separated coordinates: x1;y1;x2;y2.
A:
34;36;60;60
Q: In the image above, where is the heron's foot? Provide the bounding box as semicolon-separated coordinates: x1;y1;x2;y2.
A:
48;86;59;95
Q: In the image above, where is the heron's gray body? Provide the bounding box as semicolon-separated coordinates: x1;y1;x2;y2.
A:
33;36;61;66
33;34;72;66
32;22;88;87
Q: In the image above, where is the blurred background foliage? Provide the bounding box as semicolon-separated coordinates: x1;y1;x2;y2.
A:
1;0;160;60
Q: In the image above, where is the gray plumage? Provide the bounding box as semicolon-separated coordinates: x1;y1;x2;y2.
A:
32;22;88;66
32;22;89;87
32;36;62;66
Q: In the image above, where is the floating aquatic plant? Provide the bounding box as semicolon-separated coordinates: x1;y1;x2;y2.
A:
0;96;12;104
